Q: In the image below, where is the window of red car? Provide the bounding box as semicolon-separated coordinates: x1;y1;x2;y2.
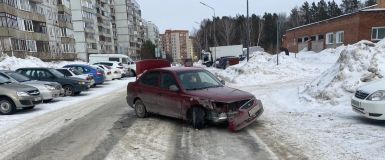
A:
160;72;178;90
140;71;160;87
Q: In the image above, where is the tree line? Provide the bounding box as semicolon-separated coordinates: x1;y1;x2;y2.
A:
193;0;377;54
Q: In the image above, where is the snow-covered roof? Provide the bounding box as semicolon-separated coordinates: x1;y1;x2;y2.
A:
287;4;379;32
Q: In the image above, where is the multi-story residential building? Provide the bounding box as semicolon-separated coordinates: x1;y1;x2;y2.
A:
143;20;159;46
113;0;143;60
160;30;190;62
0;0;76;60
71;0;115;61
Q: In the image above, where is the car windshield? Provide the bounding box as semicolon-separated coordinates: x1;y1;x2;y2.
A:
7;72;31;82
49;69;65;77
178;70;222;90
70;69;83;75
0;75;12;84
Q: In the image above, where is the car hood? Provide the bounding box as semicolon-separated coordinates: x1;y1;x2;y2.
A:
1;83;37;92
358;79;385;94
186;86;254;103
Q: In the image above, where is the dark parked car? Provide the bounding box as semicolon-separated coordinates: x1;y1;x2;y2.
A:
215;56;240;69
16;68;89;96
62;64;105;85
0;74;42;114
126;60;264;131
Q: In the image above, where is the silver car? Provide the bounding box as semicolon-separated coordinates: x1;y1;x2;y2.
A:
0;70;62;102
0;75;42;114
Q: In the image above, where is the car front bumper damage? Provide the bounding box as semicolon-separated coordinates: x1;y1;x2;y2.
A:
228;99;264;131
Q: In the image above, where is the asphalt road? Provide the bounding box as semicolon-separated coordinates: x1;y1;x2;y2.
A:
8;89;302;160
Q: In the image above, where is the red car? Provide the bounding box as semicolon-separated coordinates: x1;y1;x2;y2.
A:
126;60;264;131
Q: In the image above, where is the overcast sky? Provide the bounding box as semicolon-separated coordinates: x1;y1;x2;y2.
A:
138;0;343;33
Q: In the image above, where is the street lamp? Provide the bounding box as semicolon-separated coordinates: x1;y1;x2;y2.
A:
200;1;217;61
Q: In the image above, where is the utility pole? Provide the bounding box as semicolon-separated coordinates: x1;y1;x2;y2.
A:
200;2;216;61
276;19;280;66
246;0;250;62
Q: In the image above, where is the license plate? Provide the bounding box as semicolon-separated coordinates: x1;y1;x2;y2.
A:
34;97;41;101
248;106;259;116
351;99;360;107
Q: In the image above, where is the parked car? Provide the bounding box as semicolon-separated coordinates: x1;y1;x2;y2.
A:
215;56;240;69
16;68;89;96
62;64;105;85
93;65;113;81
93;61;135;77
352;79;385;120
0;70;62;102
126;60;264;131
93;62;124;79
89;54;136;77
0;74;42;114
56;68;95;88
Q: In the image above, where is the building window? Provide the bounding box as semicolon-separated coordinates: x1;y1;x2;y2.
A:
336;31;344;44
310;36;316;41
26;40;37;52
326;32;334;45
318;35;324;40
372;27;385;41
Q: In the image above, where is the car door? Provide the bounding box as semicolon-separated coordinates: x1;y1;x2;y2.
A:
38;69;56;82
137;71;161;114
157;71;182;118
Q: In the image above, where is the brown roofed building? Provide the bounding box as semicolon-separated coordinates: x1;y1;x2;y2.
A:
283;0;385;53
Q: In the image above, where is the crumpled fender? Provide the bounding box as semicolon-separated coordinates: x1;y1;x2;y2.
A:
228;100;264;132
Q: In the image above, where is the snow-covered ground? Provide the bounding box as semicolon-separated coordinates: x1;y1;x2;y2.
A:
0;78;134;133
205;40;385;159
0;55;87;70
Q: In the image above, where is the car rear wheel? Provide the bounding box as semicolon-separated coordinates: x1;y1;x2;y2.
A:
190;107;206;129
128;70;136;77
0;98;16;115
134;99;147;118
63;85;74;96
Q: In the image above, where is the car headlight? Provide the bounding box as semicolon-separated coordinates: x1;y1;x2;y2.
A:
16;91;29;97
45;85;56;90
367;90;385;101
78;81;85;85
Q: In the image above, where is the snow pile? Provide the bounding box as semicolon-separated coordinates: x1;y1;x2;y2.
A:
0;55;86;70
213;51;338;86
301;40;385;103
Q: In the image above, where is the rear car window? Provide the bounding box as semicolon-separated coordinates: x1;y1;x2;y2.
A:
140;72;160;87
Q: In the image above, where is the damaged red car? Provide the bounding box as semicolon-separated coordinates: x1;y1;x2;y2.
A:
126;60;264;131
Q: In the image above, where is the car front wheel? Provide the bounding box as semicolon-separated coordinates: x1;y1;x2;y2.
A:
63;85;74;96
0;98;16;115
190;107;206;129
134;99;147;118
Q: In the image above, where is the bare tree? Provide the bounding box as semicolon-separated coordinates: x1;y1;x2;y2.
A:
257;19;264;46
218;17;235;45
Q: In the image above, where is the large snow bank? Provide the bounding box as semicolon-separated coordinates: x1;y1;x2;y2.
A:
0;55;86;70
301;40;385;103
213;50;338;86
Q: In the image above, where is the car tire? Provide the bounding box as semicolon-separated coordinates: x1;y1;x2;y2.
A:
128;70;136;77
63;85;74;96
0;98;16;115
43;99;53;103
134;99;147;118
190;107;206;129
74;91;81;96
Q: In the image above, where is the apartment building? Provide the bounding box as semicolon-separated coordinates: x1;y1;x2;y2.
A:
113;0;142;60
0;0;76;60
143;20;160;46
160;30;190;62
71;0;115;61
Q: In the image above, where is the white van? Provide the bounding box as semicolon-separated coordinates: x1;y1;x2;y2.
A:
89;54;136;77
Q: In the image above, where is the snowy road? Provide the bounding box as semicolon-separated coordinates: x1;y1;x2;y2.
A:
0;80;297;160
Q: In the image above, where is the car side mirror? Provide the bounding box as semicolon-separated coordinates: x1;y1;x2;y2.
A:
169;85;179;92
220;80;226;85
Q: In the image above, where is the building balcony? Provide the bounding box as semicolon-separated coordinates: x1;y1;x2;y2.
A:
29;0;43;3
57;4;71;14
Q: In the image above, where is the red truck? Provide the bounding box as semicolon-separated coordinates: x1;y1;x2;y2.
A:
126;60;264;131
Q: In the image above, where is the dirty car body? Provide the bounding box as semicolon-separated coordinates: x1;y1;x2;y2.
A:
126;60;263;131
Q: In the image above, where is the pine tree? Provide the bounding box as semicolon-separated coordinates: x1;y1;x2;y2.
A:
328;0;343;17
365;0;377;6
310;2;318;22
317;0;329;20
288;7;302;27
300;2;311;24
340;0;362;14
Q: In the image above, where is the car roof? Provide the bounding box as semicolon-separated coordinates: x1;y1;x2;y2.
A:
150;67;205;73
64;64;90;67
